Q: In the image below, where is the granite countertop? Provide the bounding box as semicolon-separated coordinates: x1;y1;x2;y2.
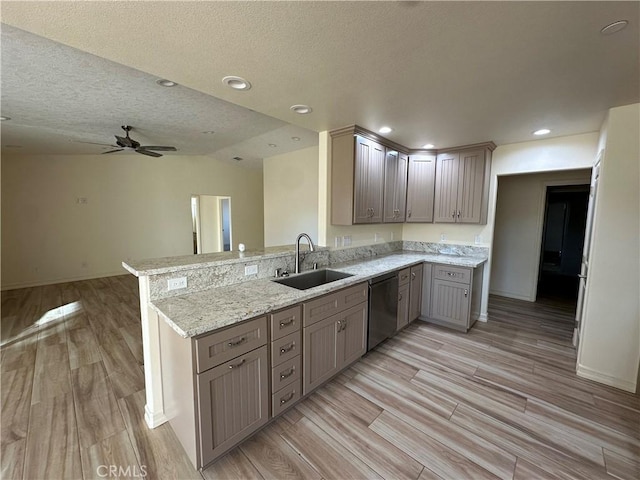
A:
151;251;487;338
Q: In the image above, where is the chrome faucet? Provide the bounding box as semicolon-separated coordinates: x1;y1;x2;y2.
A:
295;233;315;274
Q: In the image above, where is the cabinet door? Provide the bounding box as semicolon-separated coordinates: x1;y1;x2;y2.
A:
433;152;459;223
397;284;410;331
383;150;408;223
409;264;423;321
353;135;385;224
197;346;269;467
303;315;339;395
430;279;470;328
456;149;486;223
337;303;368;368
406;154;436;222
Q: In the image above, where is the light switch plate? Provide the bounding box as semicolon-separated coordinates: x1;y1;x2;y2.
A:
167;277;187;291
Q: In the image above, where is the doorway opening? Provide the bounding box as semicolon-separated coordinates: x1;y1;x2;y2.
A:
537;185;590;302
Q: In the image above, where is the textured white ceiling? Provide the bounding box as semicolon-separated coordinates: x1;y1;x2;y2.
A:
1;1;639;153
0;24;318;166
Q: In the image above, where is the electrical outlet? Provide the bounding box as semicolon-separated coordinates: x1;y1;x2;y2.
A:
374;232;380;243
167;277;187;291
440;233;447;242
474;234;483;244
244;264;258;276
343;235;352;246
334;236;341;248
76;197;88;204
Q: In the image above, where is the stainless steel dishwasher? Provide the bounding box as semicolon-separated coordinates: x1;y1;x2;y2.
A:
367;272;399;351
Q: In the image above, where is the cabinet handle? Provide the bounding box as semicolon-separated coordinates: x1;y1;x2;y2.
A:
228;359;245;369
411;272;416;279
337;320;342;331
457;210;461;218
398;294;403;302
370;208;375;217
280;391;295;405
280;342;296;355
447;272;457;277
228;337;246;347
279;318;295;329
452;211;456;218
408;209;412;218
280;366;295;379
342;319;348;331
464;289;468;298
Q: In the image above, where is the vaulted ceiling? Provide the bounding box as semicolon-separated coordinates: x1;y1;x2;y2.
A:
1;1;638;162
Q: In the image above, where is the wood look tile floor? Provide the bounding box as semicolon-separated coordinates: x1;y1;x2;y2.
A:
2;277;639;480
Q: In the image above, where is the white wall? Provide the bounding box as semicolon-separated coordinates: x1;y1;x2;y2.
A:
198;195;221;254
577;103;640;392
263;146;319;247
490;169;591;301
1;153;264;289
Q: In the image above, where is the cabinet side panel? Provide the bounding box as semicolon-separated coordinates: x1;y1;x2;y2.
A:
470;264;484;325
354;137;372;223
331;133;356;225
409;264;424;320
420;263;433;320
369;141;386;223
480;149;492;224
159;319;198;468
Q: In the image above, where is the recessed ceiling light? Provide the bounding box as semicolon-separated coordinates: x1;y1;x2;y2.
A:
233;156;243;161
0;116;11;121
533;128;551;136
290;105;312;114
201;131;215;134
379;126;393;134
222;76;251;91
268;143;277;148
291;136;301;141
601;20;628;35
156;79;177;87
422;143;435;149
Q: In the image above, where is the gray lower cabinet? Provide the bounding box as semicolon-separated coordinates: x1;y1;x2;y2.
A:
409;264;423;321
303;283;368;395
397;283;410;330
197;345;269;467
269;305;302;417
422;263;484;331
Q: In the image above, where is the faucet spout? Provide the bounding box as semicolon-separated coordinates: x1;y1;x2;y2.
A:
295;233;315;274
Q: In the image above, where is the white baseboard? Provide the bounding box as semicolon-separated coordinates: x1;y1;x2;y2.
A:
576;363;637;393
145;405;169;429
1;270;128;291
478;313;488;323
489;289;535;302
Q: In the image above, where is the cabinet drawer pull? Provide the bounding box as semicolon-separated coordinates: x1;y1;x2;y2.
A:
228;359;245;369
452;211;456;218
228;337;247;347
398;294;403;302
280;391;295;405
280;343;296;355
279;318;295;329
408;209;412;218
457;210;461;218
464;289;468;298
411;272;416;279
446;272;457;277
280;367;295;379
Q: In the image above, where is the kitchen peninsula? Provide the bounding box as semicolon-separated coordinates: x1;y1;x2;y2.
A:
123;241;487;469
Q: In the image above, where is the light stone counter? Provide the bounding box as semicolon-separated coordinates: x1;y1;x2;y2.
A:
151;251;487;338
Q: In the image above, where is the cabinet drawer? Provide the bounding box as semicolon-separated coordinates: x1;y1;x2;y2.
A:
272;381;301;417
271;355;300;392
271;331;301;367
194;316;267;373
398;268;411;286
270;305;301;341
303;282;368;327
432;264;471;285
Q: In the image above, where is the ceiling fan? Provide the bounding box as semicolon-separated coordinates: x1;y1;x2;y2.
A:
80;125;177;157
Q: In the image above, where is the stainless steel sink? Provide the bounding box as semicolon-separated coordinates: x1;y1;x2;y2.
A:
273;269;353;290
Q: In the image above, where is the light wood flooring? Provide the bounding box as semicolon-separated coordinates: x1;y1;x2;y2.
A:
2;277;639;479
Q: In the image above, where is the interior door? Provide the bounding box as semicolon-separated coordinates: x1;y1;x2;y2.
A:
574;162;600;347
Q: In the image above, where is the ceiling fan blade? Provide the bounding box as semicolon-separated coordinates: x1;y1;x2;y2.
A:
136;149;162;158
102;149;124;154
139;146;177;151
76;141;116;146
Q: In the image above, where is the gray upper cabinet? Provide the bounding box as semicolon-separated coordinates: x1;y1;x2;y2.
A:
383;149;408;223
434;145;494;224
353;135;385;223
331;126;386;225
406;153;436;223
